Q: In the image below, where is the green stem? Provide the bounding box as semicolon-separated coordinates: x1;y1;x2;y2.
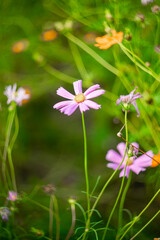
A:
7;147;17;192
102;110;128;240
130;210;160;240
49;195;54;240
65;202;76;240
2;105;16;192
81;112;90;218
119;188;160;240
116;172;132;239
82;112;128;240
65;33;120;76
53;196;60;240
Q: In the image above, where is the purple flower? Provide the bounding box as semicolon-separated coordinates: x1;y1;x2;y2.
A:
7;191;18;201
0;207;11;221
116;87;143;117
106;142;153;178
53;80;105;115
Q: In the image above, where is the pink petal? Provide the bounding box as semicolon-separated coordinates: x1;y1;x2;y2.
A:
119;167;130;178
106;150;122;163
57;87;74;100
117;142;126;157
107;163;119;170
84;100;101;109
129;165;145;175
78;102;89;113
131;142;139;150
84;84;100;96
60;103;78;116
134;151;153;167
86;89;105;99
73;80;82;95
53;100;73;109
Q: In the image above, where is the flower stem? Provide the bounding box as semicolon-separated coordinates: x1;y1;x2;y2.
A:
81;112;90;218
53;196;60;240
102;110;128;240
7;146;17;192
82;111;128;240
119;188;160;240
2;104;16;192
49;195;54;240
130;210;160;240
65;201;76;240
116;172;132;239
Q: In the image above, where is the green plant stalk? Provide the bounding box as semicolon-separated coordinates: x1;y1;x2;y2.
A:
65;202;76;240
102;110;128;240
68;40;89;81
2;105;16;192
130;210;160;240
116;172;132;239
49;195;54;240
7;147;17;192
53;196;60;240
120;188;160;240
119;43;160;83
65;33;120;76
81;112;90;219
82;111;128;240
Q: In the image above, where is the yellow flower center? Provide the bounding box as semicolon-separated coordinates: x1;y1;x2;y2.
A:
127;158;134;166
74;93;85;103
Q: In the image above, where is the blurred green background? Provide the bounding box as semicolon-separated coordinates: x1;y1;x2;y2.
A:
0;0;160;239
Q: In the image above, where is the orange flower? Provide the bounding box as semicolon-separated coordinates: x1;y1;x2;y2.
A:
21;88;31;105
95;30;123;49
41;29;58;41
151;153;160;167
12;40;29;53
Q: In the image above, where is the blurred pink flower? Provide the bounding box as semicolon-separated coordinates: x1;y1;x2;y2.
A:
53;80;105;115
4;83;30;106
116;87;142;117
7;191;17;201
106;142;153;178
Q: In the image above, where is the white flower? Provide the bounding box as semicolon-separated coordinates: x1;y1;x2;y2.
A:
4;84;30;106
141;0;153;5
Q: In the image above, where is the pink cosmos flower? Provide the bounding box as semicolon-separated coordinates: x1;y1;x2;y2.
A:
116;87;142;117
106;142;153;178
53;80;105;115
7;191;18;201
4;83;30;106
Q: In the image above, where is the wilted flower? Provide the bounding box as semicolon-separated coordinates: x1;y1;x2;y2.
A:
84;32;97;43
141;0;153;5
53;80;105;116
4;84;30;106
145;62;151;67
151;153;160;167
151;5;160;13
41;29;58;41
42;184;56;195
106;142;153;178
135;13;145;22
7;191;18;201
95;30;123;49
12;39;29;53
0;207;11;221
116;87;143;117
155;45;160;53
